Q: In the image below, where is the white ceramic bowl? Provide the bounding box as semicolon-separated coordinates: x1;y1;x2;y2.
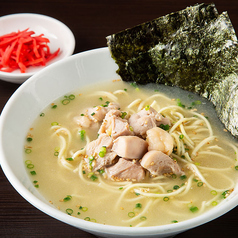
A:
0;47;238;238
0;13;75;84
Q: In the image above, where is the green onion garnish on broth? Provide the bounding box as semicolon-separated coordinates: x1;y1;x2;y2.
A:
25;148;32;154
79;129;85;140
27;137;33;142
66;208;73;215
27;164;34;169
197;182;204;187
51;122;59;126
135;203;142;208
163;197;169;202
62;98;70;105
189;206;199;213
51;104;57;109
63;195;72;202
140;216;147;221
30;171;36;175
128;212;135;218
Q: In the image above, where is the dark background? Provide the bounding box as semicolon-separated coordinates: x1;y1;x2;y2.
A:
1;1;238;237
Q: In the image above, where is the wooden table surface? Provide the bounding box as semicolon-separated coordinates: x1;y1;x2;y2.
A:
1;0;238;237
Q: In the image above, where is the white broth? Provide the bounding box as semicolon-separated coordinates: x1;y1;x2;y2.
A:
24;79;238;227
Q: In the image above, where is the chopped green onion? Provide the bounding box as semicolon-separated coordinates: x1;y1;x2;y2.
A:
197;182;203;187
121;111;127;119
84;217;90;221
51;104;57;109
171;220;178;223
99;146;107;157
40;113;45;117
66;157;73;161
90;174;98;181
62;99;70;105
163;197;169;202
189;206;198;213
51;122;59;126
180;175;187;180
211;201;218;206
90;218;97;223
27;137;33;142
81;113;84;116
88;155;95;161
221;190;230;199
102;101;110;107
145;105;150;111
167;189;173;193
66;208;73;215
135;203;142;208
179;134;184;139
30;171;36;175
128;212;135;218
25;160;32;165
210;190;217;195
81;207;88;212
63;195;72;202
140;216;147;221
176;99;185;108
27;164;34;169
124;88;127;91
79;130;86;140
69;94;75;100
235;165;238;170
119;187;123;190
171;174;177;179
129;126;134;132
99;97;103;101
25;149;32;154
135;192;140;196
54;151;59;156
91;112;95;116
159;124;170;131
173;185;180;190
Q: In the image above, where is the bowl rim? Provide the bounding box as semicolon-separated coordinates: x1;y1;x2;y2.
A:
0;47;238;236
0;13;75;82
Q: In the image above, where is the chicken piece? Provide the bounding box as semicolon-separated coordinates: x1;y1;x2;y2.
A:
75;114;92;128
106;102;120;111
140;150;183;176
129;107;171;138
112;136;148;159
146;127;173;155
86;106;108;122
85;133;117;171
106;158;145;182
98;109;134;139
76;102;120;128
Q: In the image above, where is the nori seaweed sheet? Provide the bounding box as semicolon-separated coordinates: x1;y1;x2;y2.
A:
107;3;219;80
106;3;238;137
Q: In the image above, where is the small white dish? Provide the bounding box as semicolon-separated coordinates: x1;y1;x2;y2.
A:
0;13;75;84
0;47;238;238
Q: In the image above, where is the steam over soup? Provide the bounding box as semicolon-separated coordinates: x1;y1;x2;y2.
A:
24;79;238;227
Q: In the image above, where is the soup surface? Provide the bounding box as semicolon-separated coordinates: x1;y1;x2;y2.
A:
24;79;238;227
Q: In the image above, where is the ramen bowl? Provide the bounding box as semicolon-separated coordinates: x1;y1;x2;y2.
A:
0;13;75;84
0;47;238;238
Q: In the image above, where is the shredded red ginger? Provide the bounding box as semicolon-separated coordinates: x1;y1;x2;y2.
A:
0;28;60;73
